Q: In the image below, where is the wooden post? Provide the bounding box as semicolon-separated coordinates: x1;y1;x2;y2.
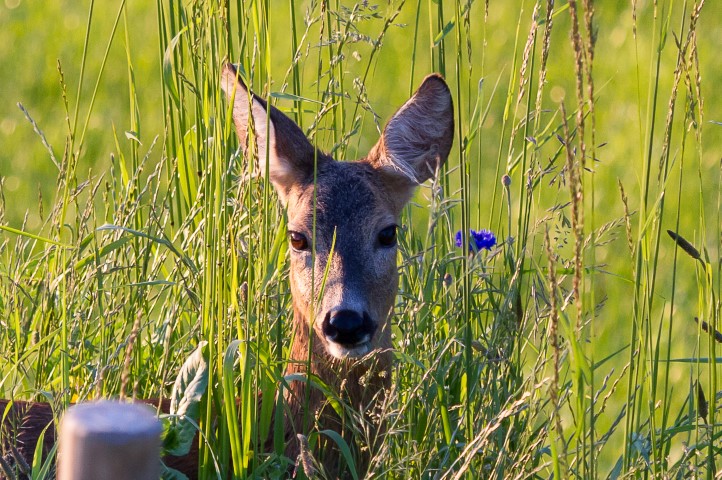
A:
58;400;162;480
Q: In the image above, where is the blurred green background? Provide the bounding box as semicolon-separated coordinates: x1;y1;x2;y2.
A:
2;1;720;230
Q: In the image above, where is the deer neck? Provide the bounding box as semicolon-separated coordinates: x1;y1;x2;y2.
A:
283;305;392;422
277;306;392;470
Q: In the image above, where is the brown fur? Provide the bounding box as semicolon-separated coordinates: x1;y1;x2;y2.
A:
0;67;454;479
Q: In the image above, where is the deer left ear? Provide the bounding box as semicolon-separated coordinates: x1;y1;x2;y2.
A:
220;63;319;204
366;74;454;195
221;64;277;175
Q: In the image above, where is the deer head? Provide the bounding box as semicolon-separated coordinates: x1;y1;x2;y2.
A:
221;64;453;362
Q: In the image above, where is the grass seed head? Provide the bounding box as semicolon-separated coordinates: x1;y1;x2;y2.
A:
667;230;701;260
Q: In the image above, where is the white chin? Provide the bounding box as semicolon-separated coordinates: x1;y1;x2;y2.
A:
327;341;371;359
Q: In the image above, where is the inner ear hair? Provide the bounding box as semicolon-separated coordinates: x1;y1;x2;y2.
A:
366;74;454;187
220;64;275;172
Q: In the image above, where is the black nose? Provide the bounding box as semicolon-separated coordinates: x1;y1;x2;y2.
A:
323;310;376;345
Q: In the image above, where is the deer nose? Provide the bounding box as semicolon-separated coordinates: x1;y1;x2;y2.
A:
323;310;375;346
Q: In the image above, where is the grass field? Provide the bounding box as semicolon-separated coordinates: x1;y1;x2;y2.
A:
2;0;722;478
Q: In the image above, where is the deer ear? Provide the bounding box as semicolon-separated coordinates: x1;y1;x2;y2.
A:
367;74;454;193
221;63;317;203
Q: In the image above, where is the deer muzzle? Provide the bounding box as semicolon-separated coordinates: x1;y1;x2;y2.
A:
322;309;376;358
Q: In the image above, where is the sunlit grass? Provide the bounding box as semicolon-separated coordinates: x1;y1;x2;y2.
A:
1;0;721;478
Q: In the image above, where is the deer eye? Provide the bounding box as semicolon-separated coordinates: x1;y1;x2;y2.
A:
288;231;309;251
377;225;397;248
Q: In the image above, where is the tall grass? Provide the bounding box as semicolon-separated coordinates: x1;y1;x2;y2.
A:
1;0;720;478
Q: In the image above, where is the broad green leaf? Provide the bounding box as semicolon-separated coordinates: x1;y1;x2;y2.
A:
315;430;358;480
163;342;208;457
161;465;189;480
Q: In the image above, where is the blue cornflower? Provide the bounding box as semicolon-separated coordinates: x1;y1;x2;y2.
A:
455;229;496;253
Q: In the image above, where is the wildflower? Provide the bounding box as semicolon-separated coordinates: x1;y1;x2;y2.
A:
455;229;496;253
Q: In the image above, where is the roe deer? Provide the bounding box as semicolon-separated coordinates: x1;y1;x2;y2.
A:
0;65;454;479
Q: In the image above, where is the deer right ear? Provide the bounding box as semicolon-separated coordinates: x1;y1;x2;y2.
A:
366;74;454;200
221;63;316;203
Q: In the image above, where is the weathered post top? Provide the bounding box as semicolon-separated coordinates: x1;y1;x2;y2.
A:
58;400;162;480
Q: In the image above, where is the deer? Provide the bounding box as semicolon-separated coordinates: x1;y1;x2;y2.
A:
0;64;454;479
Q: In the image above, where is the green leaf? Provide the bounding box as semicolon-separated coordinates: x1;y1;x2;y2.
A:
161;465;189;480
124;130;142;144
283;373;343;419
265;220;287;287
393;350;427;371
223;339;248;473
433;20;455;46
96;224;198;273
163;342;208;457
0;225;72;248
162;27;187;108
461;78;484;151
664;357;722;364
123;280;175;288
74;236;132;270
315;430;358;480
171;341;208;417
270;91;323;104
31;425;56;480
176;127;199;210
607;457;623;480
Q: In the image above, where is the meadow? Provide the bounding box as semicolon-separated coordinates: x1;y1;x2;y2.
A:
1;0;722;478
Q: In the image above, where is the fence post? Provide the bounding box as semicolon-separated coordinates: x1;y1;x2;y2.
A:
58;400;162;480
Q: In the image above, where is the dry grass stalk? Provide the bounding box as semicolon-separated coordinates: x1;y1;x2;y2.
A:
567;0;587;171
618;180;634;256
516;3;539;106
534;0;555;120
0;455;17;480
120;310;142;400
686;1;705;147
582;0;596;186
544;226;566;471
559;101;583;332
659;0;705;178
296;434;318;478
